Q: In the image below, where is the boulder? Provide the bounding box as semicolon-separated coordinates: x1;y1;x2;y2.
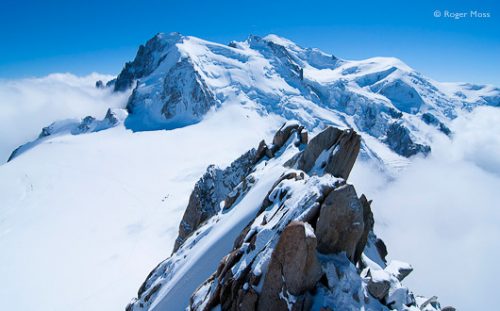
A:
294;126;360;179
297;126;342;172
258;222;323;310
270;122;303;154
366;269;391;300
323;129;360;179
315;184;364;261
272;122;301;147
354;194;374;263
367;279;390;300
385;260;413;282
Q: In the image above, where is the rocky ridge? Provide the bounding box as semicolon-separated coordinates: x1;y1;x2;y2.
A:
127;123;452;311
7;108;127;162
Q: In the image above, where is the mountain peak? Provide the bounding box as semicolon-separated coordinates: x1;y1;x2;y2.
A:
154;31;183;42
108;32;497;162
262;34;299;48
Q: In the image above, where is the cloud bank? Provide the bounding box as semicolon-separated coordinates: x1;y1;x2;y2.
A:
0;73;128;162
351;106;500;310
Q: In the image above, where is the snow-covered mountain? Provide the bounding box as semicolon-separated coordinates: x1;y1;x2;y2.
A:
111;32;497;162
1;32;498;311
10;33;499;171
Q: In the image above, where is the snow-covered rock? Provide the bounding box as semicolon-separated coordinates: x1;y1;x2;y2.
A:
174;149;256;252
7;108;128;161
127;124;448;311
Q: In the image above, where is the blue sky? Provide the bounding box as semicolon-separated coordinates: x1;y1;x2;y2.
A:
0;0;498;85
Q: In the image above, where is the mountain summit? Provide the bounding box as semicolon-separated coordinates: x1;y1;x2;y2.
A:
9;32;499;168
112;32;497;158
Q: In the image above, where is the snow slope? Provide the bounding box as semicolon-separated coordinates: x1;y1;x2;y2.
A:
0;104;282;311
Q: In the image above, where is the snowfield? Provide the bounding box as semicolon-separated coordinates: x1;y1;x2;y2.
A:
0;104;282;311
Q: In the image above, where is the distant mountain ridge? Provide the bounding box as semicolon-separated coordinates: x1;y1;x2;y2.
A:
9;32;499;168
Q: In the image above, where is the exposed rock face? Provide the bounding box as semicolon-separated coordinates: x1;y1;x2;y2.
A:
7;108;127;162
287;126;360;179
354;194;374;263
125;56;218;131
254;121;308;164
295;126;346;172
113;33;182;92
174;149;256;251
128;123;447;311
271;122;302;150
315;184;365;261
421;112;451;136
159;59;216;120
258;222;322;310
95;80;105;89
367;277;391;300
385;122;431;157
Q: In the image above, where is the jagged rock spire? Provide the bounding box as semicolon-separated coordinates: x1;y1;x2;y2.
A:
127;123;447;311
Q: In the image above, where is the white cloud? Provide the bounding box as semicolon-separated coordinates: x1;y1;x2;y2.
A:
351;106;500;310
0;73;128;162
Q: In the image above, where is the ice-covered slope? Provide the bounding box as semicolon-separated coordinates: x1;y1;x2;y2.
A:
0;104;283;311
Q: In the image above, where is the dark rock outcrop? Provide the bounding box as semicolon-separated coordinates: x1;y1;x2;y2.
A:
258;222;322;310
385;122;431;157
174;149;256;252
354;194;374;263
124;56;219;131
95;80;105;89
286;126;361;179
271;122;302;151
421;112;451;136
7;108;124;162
315;184;365;261
113;33;182;92
367;276;391;300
